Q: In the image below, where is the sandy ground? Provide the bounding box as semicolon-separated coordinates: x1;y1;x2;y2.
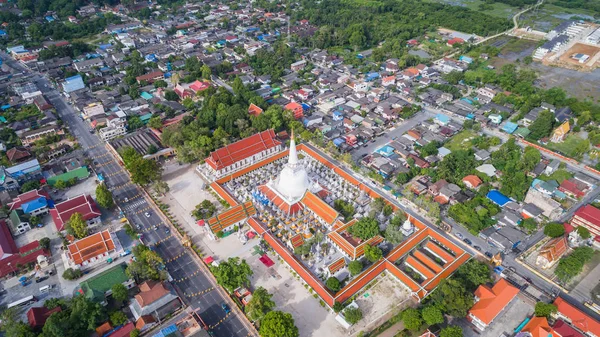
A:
559;43;600;67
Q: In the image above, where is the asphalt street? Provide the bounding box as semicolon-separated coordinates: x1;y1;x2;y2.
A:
2;55;255;337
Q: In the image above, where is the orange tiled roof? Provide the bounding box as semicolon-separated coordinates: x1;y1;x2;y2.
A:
539;236;568;264
328;257;346;274
554;297;600;335
469;279;519;325
257;185;304;214
413;250;443;273
301;191;339;225
207;201;256;233
206;129;281;171
248;103;263;116
67;230;115;265
463;175;482;188
521;317;557;337
406;255;436;280
423;241;455;265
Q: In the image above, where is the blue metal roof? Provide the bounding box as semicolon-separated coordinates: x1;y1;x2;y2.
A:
22;197;48;214
502;122;519;134
152;324;177;337
487;190;511;206
435;114;450;123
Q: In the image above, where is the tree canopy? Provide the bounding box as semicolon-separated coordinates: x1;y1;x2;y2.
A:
555;246;594;283
440;326;463;337
326;277;341;292
126;245;165;282
66;212;88;239
246;287;276;323
259;311;299;337
120;146;161;185
421;306;444;326
95;183;114;209
363;244;383;263
344;307;363;325
348;260;363;276
401;308;423;331
347;217;379;240
534;302;557;318
211;257;253;293
544;223;565;238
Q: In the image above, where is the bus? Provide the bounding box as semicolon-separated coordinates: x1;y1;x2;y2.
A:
7;295;37;309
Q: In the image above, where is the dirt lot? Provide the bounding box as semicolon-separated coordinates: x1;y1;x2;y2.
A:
558;43;600;68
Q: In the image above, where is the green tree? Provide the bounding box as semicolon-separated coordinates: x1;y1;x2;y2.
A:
95;183;114;208
201;64;211;79
164;90;179;101
401;308;423;331
62;268;83;280
421;306;444;325
153;80;167;88
534;302;557;318
348;260;363;276
555;246;594;283
148;115;163;129
152;181;170;196
529;110;555;140
29;215;41;226
191;200;217;219
520;218;538;233
211;257;253;293
576;226;591;240
39;237;51;250
326;277;341;292
544;223;565;238
0;308;37;337
347;217;379;240
111;283;129;303
454;260;491;291
246;287;276;323
119;147;161;185
430;279;474;317
109;311;128;326
130;329;140;337
364;244;383;263
440;326;463;337
344;307;363;325
384;213;406;245
259;311;299;337
66;212;88;239
420;141;439;157
55;180;67;189
126;245;165;282
42;295;107;337
20;180;40;193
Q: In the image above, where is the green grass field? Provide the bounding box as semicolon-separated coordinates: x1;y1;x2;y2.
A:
444;130;478;152
422;0;518;19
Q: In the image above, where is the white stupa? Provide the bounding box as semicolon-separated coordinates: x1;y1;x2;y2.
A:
270;130;310;203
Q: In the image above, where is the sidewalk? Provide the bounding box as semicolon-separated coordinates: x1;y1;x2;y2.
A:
376;321;405;337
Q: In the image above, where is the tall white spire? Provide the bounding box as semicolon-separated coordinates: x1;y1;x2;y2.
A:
288;129;298;166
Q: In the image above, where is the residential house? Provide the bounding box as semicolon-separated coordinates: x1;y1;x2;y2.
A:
99;115;127;141
9;210;31;235
545;160;560;175
82;103;105;119
0;220;49;277
463;175;482;189
20;125;61;146
136;71;164;84
467;279;519;331
27;306;62;330
129;281;182;322
285;102;304;119
554;107;573;123
6;147;32;164
475;150;490;161
558;179;587;199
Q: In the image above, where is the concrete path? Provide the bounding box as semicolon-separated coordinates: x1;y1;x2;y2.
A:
377;321;405;337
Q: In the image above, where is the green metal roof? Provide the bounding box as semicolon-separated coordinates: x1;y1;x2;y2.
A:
47;167;90;186
514;127;531;138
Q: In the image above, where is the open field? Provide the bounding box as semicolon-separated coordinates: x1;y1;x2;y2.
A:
444;130;477;152
559;43;600;68
423;0;518;19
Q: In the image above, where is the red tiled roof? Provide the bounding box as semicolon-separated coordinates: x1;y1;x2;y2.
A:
248;103;263;116
463;175;482;188
135;281;170;307
189;80;210;92
50;194;101;231
206;129;281;171
27;306;62;328
290;234;304;249
559;180;585;198
0;220;18;259
9;189;49;211
328;257;346;274
96;322;113;336
301;191;338;225
553;297;600;335
135;315;155;330
469;279;519;325
6;147;31;163
552;319;584;337
67;230;115;266
135;71;163;82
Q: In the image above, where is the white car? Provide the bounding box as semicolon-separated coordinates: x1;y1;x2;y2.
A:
144;212;151;218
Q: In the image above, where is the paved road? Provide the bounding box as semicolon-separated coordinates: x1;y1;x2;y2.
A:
2;56;255;336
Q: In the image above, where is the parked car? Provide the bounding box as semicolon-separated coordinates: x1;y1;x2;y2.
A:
144;212;151;218
221;303;231;314
463;238;472;245
473;245;482;252
455;232;464;239
35;276;49;283
485;251;493;258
